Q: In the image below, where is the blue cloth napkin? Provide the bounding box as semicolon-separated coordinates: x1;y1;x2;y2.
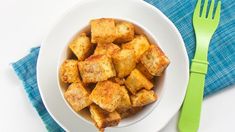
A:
12;0;235;131
12;47;64;132
145;0;235;96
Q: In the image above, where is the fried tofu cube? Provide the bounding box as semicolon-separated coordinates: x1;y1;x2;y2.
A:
118;107;142;119
122;35;150;61
60;60;81;83
78;55;116;83
140;44;170;76
64;82;92;112
109;77;125;85
112;49;136;78
93;43;120;57
91;18;116;44
69;33;92;61
114;21;134;43
89;81;122;112
136;63;154;80
131;89;157;107
125;69;153;94
90;104;121;129
116;86;131;112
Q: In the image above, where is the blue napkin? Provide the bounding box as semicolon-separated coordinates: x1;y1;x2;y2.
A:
12;47;64;132
145;0;235;96
12;0;235;131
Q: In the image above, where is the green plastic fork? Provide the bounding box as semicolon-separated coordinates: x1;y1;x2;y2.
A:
178;0;221;132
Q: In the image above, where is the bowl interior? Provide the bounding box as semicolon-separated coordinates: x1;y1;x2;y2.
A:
58;18;168;127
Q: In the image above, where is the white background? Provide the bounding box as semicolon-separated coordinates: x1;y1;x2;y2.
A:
0;0;235;131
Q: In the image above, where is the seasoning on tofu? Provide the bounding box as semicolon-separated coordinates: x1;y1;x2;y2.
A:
118;106;142;119
140;44;170;76
115;21;135;43
122;35;150;61
116;86;131;113
78;55;116;83
125;69;153;95
91;18;116;44
136;63;154;80
64;82;92;111
90;104;121;129
109;77;125;85
59;18;170;132
93;43;120;57
131;89;157;107
69;33;93;61
112;49;136;78
59;60;81;83
89;80;122;112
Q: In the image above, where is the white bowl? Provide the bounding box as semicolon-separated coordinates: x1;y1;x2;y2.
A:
37;0;189;131
58;18;167;127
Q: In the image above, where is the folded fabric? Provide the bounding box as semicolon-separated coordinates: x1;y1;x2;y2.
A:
12;47;64;132
12;0;235;131
145;0;235;96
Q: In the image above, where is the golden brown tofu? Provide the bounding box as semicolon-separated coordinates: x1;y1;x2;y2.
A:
112;49;136;78
89;81;122;112
131;89;157;107
90;104;121;129
64;82;92;112
140;44;170;76
91;18;116;44
93;43;120;57
118;107;142;119
69;33;93;61
59;60;81;83
99;128;104;132
109;77;125;85
116;86;131;112
125;69;153;95
78;55;116;83
136;63;154;80
122;35;150;61
114;21;134;43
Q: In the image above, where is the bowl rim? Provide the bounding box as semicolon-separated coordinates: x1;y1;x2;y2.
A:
37;0;189;131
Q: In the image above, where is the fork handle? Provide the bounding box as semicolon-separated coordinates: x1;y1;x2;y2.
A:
178;59;208;132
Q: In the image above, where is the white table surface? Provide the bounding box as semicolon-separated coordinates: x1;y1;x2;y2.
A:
0;0;235;131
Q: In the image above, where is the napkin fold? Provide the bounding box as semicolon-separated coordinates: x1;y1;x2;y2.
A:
12;47;64;132
145;0;235;96
12;0;235;131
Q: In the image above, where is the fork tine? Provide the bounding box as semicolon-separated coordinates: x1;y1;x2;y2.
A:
207;0;215;19
201;0;209;17
214;1;221;21
194;0;202;17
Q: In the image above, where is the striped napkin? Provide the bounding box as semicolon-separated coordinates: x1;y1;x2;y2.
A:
12;0;235;131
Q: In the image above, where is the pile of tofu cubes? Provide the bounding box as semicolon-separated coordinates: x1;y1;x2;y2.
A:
60;18;170;131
